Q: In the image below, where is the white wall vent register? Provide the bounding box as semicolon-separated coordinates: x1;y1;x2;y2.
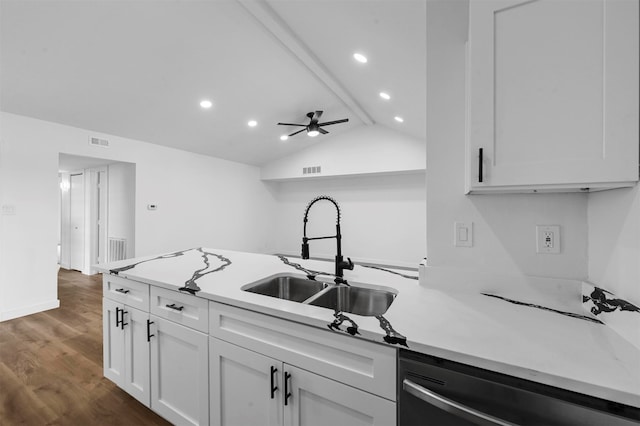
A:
108;238;127;262
302;165;322;175
89;136;110;148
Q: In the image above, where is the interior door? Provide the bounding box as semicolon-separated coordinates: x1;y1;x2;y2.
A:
69;172;85;271
93;169;108;266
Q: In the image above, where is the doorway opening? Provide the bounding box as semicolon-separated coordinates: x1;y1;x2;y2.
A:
58;153;136;275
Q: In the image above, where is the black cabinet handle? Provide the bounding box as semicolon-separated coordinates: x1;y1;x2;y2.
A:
270;366;278;399
115;288;130;294
284;371;292;406
115;307;122;328
121;310;128;329
166;303;184;311
478;148;484;183
147;320;155;342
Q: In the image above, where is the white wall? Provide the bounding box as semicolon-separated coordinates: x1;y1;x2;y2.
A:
268;172;426;268
261;124;425;180
588;186;640;304
425;0;588;282
107;162;136;258
0;112;277;321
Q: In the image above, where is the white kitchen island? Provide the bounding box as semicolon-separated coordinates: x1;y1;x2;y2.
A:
98;247;640;425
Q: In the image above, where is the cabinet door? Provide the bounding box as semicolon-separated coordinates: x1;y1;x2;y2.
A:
122;306;151;406
150;315;209;426
467;0;639;192
284;365;396;426
210;338;282;426
103;298;124;385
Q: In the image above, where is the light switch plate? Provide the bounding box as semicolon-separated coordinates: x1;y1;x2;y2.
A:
454;221;473;247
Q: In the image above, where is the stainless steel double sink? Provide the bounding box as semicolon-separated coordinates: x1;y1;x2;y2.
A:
241;273;397;316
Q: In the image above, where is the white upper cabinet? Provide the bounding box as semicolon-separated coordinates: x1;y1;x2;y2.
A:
466;0;639;193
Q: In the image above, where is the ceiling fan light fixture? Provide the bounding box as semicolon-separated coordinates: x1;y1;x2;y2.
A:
307;122;320;137
277;110;348;139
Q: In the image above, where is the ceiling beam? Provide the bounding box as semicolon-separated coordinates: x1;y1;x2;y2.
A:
237;0;375;125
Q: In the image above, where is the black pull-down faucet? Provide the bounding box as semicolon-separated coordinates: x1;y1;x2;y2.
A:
301;195;354;283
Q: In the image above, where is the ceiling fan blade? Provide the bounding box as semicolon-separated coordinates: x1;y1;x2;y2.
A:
318;127;329;135
310;110;323;124
278;122;306;126
317;118;349;126
288;128;307;137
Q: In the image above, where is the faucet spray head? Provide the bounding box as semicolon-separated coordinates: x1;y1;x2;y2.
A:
303;195;341;224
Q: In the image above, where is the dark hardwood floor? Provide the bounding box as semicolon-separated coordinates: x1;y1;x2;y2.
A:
0;268;171;425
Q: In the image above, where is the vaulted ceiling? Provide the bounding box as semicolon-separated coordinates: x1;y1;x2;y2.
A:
1;0;426;166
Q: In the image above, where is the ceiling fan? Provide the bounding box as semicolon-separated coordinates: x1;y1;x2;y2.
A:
278;111;348;138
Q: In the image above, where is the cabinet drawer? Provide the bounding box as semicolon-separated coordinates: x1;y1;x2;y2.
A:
103;274;149;311
209;301;397;401
150;286;208;333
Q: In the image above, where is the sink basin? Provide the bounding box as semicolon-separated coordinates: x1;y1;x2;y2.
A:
242;273;398;316
308;285;397;316
242;274;329;302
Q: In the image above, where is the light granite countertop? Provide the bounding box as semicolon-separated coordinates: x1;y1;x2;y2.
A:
98;247;640;409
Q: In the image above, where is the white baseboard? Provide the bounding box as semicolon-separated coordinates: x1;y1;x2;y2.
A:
0;299;60;322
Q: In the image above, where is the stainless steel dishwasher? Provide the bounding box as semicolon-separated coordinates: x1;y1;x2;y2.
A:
398;349;640;426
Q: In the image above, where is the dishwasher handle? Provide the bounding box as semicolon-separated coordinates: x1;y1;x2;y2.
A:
403;379;518;426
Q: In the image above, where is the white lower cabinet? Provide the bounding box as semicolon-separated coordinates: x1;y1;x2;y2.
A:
210;337;282;426
104;277;398;426
103;275;209;426
285;364;396;426
103;297;151;406
150;315;209;426
210;338;396;426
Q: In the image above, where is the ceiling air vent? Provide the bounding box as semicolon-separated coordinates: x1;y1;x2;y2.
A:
89;136;109;148
302;166;322;175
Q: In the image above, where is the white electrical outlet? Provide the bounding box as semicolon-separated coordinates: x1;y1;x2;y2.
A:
536;225;560;254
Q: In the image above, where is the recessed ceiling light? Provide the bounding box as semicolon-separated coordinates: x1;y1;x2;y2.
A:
353;53;368;63
280;135;289;141
394;116;404;123
200;100;212;109
248;120;257;127
379;92;391;100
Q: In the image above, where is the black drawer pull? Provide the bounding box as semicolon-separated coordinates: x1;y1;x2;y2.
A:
121;310;128;329
478;148;484;183
166;303;184;311
270;366;278;399
284;371;292;406
115;288;130;294
147;320;155;342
